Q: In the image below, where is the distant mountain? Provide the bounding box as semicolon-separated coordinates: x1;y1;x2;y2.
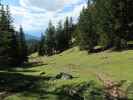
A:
25;34;40;41
25;34;40;54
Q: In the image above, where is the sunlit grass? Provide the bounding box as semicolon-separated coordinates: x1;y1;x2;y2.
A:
5;47;133;100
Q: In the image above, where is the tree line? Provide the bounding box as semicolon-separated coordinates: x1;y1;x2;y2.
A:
38;17;75;56
0;4;28;66
77;0;133;52
38;0;133;56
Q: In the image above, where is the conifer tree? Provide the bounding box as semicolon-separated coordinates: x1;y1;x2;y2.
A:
0;5;20;66
94;0;115;49
127;0;133;40
63;17;71;49
38;33;46;56
18;26;28;64
95;0;129;49
55;21;65;52
10;31;20;66
45;21;56;56
78;2;97;52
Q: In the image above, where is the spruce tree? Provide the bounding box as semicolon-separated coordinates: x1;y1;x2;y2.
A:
0;5;20;66
69;17;75;47
10;31;20;66
19;26;28;64
55;21;65;52
63;17;71;49
95;0;129;50
45;21;56;56
95;0;115;49
78;3;97;52
38;33;46;56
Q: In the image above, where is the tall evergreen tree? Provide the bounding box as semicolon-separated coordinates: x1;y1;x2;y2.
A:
38;33;46;56
55;20;66;52
0;5;20;66
18;26;28;64
95;0;115;49
95;0;129;49
63;17;71;49
63;17;74;49
45;21;56;56
78;2;98;52
10;31;20;66
69;17;75;47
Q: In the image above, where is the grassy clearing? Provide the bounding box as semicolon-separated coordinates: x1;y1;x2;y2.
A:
2;47;133;100
29;47;133;81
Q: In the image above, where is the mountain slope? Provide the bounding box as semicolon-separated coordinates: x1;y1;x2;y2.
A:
25;34;40;41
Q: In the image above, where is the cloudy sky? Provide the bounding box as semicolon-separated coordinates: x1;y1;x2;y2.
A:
3;0;86;37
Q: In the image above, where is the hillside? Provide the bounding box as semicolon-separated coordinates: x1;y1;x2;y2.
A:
30;47;133;81
3;47;133;100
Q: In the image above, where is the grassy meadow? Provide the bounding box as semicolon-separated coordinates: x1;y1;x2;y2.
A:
1;47;133;100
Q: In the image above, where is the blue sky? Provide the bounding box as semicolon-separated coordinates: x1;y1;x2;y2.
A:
3;0;86;37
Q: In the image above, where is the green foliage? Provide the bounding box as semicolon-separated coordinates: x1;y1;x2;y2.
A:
63;17;74;49
18;26;28;64
38;34;46;56
55;21;66;52
74;0;132;51
2;47;133;100
27;39;39;55
45;21;56;56
0;5;18;66
55;81;105;100
0;4;28;66
77;3;98;52
95;0;131;49
38;18;75;56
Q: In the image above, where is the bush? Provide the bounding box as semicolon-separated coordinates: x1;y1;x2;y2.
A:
55;81;105;100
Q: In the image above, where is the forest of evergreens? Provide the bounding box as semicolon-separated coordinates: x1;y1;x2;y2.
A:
0;4;28;66
38;0;133;56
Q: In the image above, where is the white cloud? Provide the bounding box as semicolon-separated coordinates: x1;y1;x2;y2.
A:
10;0;86;36
20;0;83;11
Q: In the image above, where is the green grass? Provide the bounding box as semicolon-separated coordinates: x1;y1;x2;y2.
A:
2;47;133;100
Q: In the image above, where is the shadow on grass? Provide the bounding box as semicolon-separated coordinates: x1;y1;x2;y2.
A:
89;43;133;54
0;71;133;100
109;44;133;52
0;71;83;100
0;61;48;72
23;61;48;68
127;44;133;50
0;71;52;99
0;61;52;99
